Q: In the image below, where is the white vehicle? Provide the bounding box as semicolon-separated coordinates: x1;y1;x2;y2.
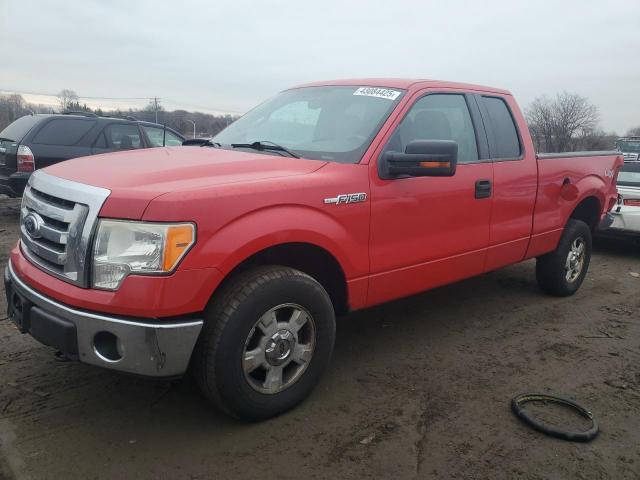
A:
616;136;640;162
609;161;640;236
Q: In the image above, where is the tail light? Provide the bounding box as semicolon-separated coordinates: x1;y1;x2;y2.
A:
17;145;35;172
623;199;640;207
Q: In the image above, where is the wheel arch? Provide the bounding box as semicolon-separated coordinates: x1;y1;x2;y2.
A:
569;195;602;232
211;242;350;315
190;204;369;315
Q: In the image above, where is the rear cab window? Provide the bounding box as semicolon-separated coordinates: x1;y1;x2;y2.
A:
479;96;522;160
32;118;96;146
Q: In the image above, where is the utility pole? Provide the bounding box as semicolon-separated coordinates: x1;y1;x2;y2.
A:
153;97;160;123
185;119;196;138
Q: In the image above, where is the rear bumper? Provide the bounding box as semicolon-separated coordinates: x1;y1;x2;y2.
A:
0;175;17;197
601;206;640;236
5;261;203;377
0;172;29;197
598;213;615;231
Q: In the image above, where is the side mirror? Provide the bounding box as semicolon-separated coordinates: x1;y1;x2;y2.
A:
380;140;458;179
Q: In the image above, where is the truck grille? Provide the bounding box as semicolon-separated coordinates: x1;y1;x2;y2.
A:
20;171;110;287
623;152;639;162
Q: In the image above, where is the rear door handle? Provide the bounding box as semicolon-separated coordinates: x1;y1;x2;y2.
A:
475;179;492;199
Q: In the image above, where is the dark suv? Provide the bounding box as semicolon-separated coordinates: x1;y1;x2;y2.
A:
0;113;185;197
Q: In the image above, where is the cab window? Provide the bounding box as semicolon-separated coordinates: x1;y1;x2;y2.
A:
142;125;183;147
480;96;521;159
104;124;142;150
385;94;479;164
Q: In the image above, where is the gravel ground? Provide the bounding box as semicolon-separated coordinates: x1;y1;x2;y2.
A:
0;197;639;480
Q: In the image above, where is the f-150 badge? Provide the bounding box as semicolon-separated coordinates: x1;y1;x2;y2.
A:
324;193;367;205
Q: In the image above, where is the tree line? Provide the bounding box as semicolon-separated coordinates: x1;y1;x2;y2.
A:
0;91;239;138
523;92;636;153
1;89;639;152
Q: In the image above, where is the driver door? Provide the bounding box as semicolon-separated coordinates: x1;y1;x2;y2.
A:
368;91;493;305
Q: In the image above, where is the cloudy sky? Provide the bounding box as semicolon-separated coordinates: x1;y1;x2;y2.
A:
2;0;639;133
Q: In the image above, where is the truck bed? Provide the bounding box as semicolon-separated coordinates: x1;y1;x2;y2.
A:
526;150;622;258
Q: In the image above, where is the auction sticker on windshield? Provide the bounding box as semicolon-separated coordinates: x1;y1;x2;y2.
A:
353;87;401;100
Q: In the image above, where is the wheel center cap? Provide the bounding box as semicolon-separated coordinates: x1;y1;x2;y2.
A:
265;329;295;366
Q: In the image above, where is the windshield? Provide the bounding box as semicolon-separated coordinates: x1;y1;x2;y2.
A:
616;140;640;153
213;86;404;163
618;163;640;187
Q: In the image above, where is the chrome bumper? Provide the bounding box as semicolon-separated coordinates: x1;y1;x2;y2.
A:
607;186;640;235
5;261;203;377
608;205;640;235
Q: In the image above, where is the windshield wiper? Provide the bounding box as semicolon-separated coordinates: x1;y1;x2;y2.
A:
231;141;300;158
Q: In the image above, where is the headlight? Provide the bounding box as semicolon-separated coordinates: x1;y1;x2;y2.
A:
92;220;195;290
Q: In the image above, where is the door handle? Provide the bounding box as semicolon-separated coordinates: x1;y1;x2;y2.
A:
475;179;492;199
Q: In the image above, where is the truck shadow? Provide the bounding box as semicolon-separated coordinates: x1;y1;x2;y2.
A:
593;235;639;259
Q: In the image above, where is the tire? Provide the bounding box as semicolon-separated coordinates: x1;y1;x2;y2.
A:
536;219;592;297
192;265;336;420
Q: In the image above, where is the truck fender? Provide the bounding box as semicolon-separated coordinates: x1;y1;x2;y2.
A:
194;204;367;280
566;174;607;224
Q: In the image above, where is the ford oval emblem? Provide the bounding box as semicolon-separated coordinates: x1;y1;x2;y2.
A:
24;213;44;239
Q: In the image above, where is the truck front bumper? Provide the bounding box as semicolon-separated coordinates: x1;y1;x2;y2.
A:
4;261;203;377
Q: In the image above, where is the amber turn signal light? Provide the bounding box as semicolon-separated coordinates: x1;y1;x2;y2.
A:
162;224;196;271
419;161;451;168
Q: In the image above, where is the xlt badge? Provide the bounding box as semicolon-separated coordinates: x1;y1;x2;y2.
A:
324;193;367;205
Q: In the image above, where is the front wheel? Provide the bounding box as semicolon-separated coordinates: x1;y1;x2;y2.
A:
536;219;592;297
192;266;336;420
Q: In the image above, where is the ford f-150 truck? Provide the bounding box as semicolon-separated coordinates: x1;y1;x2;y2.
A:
4;79;623;420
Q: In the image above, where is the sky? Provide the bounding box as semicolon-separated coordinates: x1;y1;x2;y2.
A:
1;0;639;133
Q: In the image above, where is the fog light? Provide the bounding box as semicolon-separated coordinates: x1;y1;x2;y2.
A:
93;331;124;362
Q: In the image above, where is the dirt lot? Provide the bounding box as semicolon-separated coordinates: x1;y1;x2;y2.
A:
0;196;639;480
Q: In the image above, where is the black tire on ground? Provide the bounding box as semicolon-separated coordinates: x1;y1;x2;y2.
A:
192;265;336;420
536;219;592;297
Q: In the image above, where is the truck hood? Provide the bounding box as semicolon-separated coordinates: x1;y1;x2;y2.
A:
43;147;327;219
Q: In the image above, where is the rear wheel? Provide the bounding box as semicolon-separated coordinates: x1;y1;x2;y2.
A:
192;265;335;420
536;219;592;297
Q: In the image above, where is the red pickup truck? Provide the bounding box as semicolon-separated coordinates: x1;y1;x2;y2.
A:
4;79;622;419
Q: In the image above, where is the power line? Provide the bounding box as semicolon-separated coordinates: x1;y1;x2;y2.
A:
0;88;156;101
162;97;244;115
81;95;155;100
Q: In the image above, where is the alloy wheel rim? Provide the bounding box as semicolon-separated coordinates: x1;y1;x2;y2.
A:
242;303;316;394
565;237;586;283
